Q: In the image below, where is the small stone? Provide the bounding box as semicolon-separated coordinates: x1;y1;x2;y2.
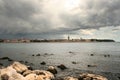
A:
32;54;34;56
57;64;67;70
36;54;41;56
87;64;97;67
90;54;94;56
27;66;33;70
104;55;107;57
40;61;46;65
44;53;48;55
47;66;57;74
72;61;77;64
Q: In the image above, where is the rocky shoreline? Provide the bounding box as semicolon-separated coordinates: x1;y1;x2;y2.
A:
0;55;120;80
0;61;113;80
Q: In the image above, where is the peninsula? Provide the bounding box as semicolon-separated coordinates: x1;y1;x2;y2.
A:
0;38;115;43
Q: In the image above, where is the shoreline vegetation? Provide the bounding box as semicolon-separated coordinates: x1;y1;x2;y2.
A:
0;38;115;43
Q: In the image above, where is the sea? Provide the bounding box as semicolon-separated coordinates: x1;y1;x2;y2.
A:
0;42;120;73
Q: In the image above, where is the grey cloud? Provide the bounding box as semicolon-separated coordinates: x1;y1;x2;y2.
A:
0;0;40;20
0;0;51;35
61;0;120;30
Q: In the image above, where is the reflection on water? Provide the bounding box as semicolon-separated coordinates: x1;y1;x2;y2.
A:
0;42;120;73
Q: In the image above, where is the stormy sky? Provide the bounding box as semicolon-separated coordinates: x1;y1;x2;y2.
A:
0;0;120;41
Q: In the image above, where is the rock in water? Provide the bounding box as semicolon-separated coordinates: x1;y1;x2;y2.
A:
40;61;46;65
78;73;108;80
47;66;57;74
33;70;55;79
11;61;28;73
57;64;67;70
36;54;41;56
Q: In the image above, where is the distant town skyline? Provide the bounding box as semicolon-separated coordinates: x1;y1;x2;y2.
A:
0;0;120;41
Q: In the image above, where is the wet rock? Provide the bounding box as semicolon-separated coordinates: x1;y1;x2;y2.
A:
72;61;77;64
11;61;28;73
78;73;108;80
0;63;3;66
118;76;120;79
108;54;110;57
90;54;94;56
36;54;41;56
8;59;13;61
30;63;34;66
0;63;3;69
33;70;55;79
40;61;46;65
104;55;107;57
0;57;13;61
19;60;24;63
64;77;78;80
27;66;33;70
87;64;97;67
44;53;48;55
104;54;110;58
47;66;57;74
25;61;28;64
69;51;74;54
0;57;10;60
32;54;35;56
57;64;67;70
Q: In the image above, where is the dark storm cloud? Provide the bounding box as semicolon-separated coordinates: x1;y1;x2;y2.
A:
0;0;52;35
0;0;38;19
61;0;120;29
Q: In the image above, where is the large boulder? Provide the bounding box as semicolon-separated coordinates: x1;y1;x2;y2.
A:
0;66;26;80
11;61;28;73
25;73;39;80
79;73;108;80
23;70;55;80
23;70;33;76
32;70;55;79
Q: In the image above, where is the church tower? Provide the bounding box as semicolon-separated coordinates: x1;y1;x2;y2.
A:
68;36;70;40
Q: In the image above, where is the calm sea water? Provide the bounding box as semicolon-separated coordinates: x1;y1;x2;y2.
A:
0;42;120;73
